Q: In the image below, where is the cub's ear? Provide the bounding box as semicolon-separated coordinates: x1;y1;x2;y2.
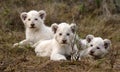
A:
38;10;46;20
20;12;27;21
70;23;76;33
104;39;111;49
51;23;58;34
86;35;94;43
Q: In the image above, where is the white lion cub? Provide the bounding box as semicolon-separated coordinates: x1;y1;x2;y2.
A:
79;35;111;59
35;23;78;61
13;10;53;47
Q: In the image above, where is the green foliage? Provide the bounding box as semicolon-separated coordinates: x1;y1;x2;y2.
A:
95;0;101;8
78;4;85;13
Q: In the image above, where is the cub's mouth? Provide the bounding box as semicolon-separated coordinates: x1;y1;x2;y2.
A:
30;26;36;28
61;42;67;44
90;54;102;60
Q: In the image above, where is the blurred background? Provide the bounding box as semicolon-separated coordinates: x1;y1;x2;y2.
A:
0;0;120;38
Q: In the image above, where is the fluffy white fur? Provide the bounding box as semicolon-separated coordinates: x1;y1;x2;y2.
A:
79;35;111;59
35;23;78;61
13;10;53;47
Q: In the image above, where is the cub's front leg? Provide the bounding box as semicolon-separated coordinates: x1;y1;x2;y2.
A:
50;53;66;61
13;39;32;47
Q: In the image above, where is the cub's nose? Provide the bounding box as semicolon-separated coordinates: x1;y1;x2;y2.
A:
31;24;35;27
90;50;94;55
62;40;67;44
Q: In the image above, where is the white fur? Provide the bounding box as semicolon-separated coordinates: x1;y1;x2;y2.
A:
79;35;111;59
13;10;53;47
79;39;88;49
35;23;78;61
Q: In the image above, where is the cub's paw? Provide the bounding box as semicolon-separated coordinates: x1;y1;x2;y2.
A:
13;43;19;47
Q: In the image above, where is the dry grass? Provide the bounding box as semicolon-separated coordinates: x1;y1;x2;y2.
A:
0;0;120;72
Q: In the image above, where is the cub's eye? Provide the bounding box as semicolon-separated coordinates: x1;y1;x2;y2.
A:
90;44;93;47
66;33;70;36
28;18;31;21
35;18;38;20
59;33;62;36
97;47;100;49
